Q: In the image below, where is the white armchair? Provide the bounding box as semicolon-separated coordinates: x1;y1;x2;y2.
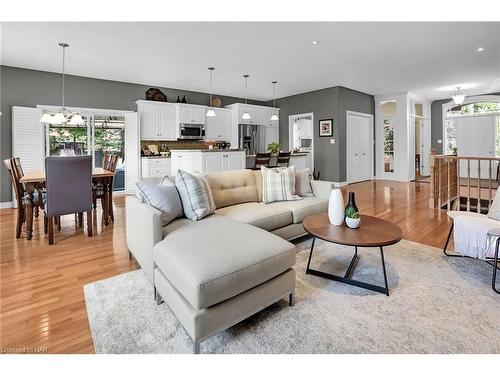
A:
443;201;500;294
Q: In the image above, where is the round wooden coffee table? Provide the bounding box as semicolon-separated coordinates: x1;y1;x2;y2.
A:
302;213;402;296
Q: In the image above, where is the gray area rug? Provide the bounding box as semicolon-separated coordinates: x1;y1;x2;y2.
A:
84;238;500;354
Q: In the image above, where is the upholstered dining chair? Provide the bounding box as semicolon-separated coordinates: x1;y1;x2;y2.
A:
274;151;292;168
45;156;93;244
252;152;272;170
3;158;46;238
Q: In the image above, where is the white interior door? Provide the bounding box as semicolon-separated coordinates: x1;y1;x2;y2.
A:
124;113;140;194
347;112;373;184
456;115;496;179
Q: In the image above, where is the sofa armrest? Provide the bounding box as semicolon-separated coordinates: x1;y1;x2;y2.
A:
311;180;334;200
125;196;163;282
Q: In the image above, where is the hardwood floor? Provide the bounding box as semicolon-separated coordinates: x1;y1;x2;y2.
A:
0;180;453;353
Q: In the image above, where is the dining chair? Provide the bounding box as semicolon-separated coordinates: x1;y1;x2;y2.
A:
102;153;111;171
92;154;118;222
252;153;272;170
3;158;46;238
274;151;291;168
45;156;93;244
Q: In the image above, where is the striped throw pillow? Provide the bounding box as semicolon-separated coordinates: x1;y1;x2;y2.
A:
261;165;301;204
175;170;216;221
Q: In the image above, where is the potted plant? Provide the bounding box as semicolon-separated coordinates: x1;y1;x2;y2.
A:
267;142;281;155
345;206;361;229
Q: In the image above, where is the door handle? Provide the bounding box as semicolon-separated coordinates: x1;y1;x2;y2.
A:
355;153;359;156
362;153;366;156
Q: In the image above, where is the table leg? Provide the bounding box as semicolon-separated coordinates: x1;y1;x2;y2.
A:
305;236;316;274
379;247;390;296
103;180;109;226
306;242;390;296
25;182;35;240
493;238;499;294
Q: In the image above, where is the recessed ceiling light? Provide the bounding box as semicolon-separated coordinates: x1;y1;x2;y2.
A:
477;47;485;52
311;40;318;45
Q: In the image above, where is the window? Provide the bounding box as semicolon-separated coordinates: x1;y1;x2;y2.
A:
497;116;500;157
447;101;500;117
48;119;89;157
445;118;456;154
384;119;395;173
380;100;397;116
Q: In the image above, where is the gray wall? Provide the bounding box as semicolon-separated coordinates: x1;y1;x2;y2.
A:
271;86;374;182
0;65;265;203
430;92;500;154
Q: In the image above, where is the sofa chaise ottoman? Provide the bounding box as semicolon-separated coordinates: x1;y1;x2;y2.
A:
126;169;333;352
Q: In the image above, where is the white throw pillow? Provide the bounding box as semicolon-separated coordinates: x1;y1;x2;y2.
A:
295;168;314;197
488;192;500;221
261;165;301;204
175;170;216;221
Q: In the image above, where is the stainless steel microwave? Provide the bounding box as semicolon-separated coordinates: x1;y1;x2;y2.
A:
179;124;205;140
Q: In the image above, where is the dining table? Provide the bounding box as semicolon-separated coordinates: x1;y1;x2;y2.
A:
19;168;115;240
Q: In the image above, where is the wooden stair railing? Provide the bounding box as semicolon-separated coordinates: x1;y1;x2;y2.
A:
429;149;500;212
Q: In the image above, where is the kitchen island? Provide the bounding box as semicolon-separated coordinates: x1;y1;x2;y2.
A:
245;152;310;170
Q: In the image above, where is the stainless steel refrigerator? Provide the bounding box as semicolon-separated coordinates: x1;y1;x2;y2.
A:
238;124;262;155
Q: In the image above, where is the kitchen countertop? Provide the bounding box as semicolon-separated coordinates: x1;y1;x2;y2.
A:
141;155;171;158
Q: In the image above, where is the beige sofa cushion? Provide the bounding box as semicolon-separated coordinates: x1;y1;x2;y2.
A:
153;214;296;310
270;197;328;223
205;169;258;209
253;170;263;202
216;202;293;231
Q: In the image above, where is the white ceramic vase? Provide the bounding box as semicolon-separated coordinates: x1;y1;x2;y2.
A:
328;187;345;225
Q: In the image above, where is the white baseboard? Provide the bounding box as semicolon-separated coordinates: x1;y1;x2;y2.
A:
0;201;13;209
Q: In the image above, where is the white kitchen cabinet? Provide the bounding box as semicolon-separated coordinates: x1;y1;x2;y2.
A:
176;104;206;125
205;108;231;141
264;125;280;147
170;150;246;175
136;100;177;140
170;152;195;175
225;152;245;171
141;157;171;178
158;104;177;139
204;152;245;173
260;108;280;127
203;153;224;173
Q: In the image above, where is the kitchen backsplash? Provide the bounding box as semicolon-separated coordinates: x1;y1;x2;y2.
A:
141;140;215;155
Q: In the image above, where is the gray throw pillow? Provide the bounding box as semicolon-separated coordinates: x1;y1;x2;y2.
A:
175;170;216;221
295;168;314;197
488;192;500;221
136;180;183;225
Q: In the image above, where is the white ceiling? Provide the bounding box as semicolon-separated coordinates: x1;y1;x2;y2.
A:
1;22;499;101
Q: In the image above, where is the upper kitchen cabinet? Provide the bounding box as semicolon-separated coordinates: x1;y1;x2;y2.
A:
225;103;278;126
136;100;176;140
205;108;231;141
176;104;206;125
261;108;280;127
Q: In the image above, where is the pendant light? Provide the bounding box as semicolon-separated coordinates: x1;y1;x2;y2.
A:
40;43;84;125
206;67;216;117
270;81;279;121
452;86;466;105
241;74;251;120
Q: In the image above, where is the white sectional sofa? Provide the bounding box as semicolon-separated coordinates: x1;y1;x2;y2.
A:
125;169;333;353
